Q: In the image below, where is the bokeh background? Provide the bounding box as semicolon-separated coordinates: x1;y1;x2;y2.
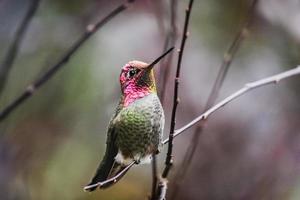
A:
0;0;300;199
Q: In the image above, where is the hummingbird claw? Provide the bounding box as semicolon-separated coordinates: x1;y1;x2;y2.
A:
134;159;141;164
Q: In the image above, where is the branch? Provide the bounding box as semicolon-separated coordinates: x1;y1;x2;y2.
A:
163;66;300;145
150;154;158;200
151;1;178;198
205;0;258;107
155;177;168;200
0;0;135;122
0;0;40;96
155;0;194;199
169;0;259;198
83;161;136;191
162;0;194;179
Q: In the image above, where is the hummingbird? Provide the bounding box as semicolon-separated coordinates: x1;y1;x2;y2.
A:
84;47;174;192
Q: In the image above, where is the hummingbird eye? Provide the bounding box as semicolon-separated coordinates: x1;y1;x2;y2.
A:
127;68;139;79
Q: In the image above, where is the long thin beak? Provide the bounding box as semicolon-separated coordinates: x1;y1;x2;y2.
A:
147;47;174;70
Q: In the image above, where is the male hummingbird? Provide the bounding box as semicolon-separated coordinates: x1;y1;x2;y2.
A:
84;47;174;192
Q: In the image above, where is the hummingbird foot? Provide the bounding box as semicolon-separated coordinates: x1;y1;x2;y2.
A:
134;159;141;164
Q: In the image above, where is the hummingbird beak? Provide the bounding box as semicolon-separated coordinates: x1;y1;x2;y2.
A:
137;47;174;87
146;46;174;71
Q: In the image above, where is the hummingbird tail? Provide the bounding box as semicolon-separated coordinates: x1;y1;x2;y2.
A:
101;162;128;188
84;160;128;191
84;135;119;192
84;157;114;192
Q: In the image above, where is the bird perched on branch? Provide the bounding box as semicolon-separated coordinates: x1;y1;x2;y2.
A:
84;47;174;191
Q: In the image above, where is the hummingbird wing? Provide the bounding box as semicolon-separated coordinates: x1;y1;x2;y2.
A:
85;101;128;191
84;122;118;191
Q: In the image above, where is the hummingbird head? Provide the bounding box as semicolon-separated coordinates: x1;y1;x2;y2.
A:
120;61;156;94
119;47;174;106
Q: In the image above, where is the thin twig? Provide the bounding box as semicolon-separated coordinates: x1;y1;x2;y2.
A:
159;0;178;105
0;0;40;96
150;154;158;200
155;177;168;200
163;66;300;145
83;161;136;191
205;0;258;107
162;0;194;179
170;0;258;198
0;0;135;122
151;1;178;198
155;0;194;199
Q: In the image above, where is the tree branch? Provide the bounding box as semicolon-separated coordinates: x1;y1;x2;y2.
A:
0;0;135;122
155;177;168;200
169;0;259;198
83;161;136;191
151;1;178;198
150;154;158;200
162;0;194;179
154;0;194;199
0;0;40;96
205;0;258;107
163;65;300;145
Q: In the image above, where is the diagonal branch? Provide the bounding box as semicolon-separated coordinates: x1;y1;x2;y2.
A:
205;0;258;107
0;0;41;96
0;0;135;122
163;65;300;145
83;161;136;191
169;0;259;198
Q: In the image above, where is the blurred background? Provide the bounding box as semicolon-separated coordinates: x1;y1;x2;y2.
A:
0;0;299;199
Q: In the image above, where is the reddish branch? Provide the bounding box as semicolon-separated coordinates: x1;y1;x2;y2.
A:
0;0;41;96
0;0;135;122
170;0;259;198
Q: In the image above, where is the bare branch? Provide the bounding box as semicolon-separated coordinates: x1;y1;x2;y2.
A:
155;0;194;199
163;66;300;145
155;177;168;200
170;0;259;198
162;0;194;179
205;0;258;108
0;0;40;96
151;1;178;198
83;161;136;191
150;154;158;200
0;0;135;122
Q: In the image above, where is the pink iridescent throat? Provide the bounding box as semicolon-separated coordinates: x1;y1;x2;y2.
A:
123;85;152;107
120;63;155;107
